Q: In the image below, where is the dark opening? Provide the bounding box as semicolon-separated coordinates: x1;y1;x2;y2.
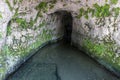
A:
62;11;73;43
55;10;73;43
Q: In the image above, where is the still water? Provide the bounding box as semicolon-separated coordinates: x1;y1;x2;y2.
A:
7;42;119;80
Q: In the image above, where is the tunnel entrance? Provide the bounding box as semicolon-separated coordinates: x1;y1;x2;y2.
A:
7;10;120;80
62;11;73;43
55;10;73;43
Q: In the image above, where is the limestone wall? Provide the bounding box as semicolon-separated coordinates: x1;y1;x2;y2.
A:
0;0;64;79
71;0;120;76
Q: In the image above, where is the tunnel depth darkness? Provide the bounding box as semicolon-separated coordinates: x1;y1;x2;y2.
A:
55;11;73;43
62;11;73;43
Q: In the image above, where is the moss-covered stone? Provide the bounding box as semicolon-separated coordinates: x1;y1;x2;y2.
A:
93;3;110;18
5;0;13;11
112;7;120;17
0;32;2;39
7;26;12;36
83;38;120;71
35;1;48;17
0;13;2;19
77;3;111;19
110;0;118;4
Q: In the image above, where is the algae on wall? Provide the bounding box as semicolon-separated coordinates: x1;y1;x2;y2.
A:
72;0;120;75
1;0;120;79
83;38;120;70
0;0;61;80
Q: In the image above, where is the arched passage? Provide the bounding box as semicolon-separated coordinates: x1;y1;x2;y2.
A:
54;10;73;43
7;10;120;80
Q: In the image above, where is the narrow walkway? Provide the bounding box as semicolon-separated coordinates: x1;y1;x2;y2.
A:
8;42;119;80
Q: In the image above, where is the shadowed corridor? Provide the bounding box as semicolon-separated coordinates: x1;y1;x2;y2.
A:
7;11;119;80
7;42;119;80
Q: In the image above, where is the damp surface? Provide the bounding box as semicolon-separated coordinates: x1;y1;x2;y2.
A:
7;42;119;80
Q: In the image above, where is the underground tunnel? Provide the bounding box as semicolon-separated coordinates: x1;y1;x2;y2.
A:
6;11;120;80
51;10;73;43
59;11;73;43
0;0;120;80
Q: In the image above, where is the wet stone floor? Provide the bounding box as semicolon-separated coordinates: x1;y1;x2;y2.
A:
7;42;120;80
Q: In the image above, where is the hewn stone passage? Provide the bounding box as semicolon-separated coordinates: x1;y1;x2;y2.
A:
51;10;73;43
7;42;119;80
59;11;73;43
1;0;120;79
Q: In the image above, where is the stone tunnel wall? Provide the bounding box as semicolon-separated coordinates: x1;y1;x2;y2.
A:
1;0;120;79
71;0;120;76
0;0;64;79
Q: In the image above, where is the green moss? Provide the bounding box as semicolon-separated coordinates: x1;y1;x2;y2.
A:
112;7;120;17
35;9;46;21
77;7;94;19
19;0;23;3
29;18;35;28
7;26;12;36
13;0;17;5
36;2;48;11
84;10;89;19
105;0;108;2
2;45;12;55
9;17;32;30
16;18;28;29
34;14;38;22
93;3;110;18
110;0;118;4
12;8;19;19
0;67;6;80
84;39;115;57
87;8;94;17
6;6;35;32
0;13;2;19
0;27;53;79
38;22;46;28
77;3;111;19
37;11;43;17
35;1;57;19
5;0;13;11
13;0;23;5
35;2;48;18
0;32;2;39
42;30;52;41
49;4;54;9
3;30;52;57
50;0;57;4
77;8;85;18
14;17;34;29
83;38;120;71
84;39;104;57
7;11;35;35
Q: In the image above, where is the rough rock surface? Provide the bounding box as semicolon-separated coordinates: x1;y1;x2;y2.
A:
0;0;120;80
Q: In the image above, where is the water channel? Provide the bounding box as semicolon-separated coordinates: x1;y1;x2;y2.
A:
7;42;119;80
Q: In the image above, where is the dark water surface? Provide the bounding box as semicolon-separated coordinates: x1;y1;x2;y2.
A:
7;42;119;80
